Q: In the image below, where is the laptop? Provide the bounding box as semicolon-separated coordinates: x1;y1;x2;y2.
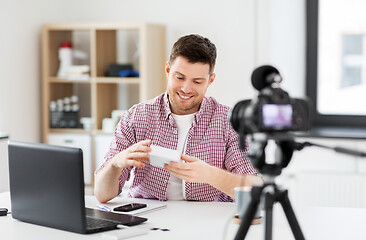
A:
8;141;147;234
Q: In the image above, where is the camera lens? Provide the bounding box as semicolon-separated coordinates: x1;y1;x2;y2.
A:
230;100;251;132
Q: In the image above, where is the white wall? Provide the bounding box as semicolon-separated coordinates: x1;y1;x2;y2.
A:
0;0;306;142
256;0;306;98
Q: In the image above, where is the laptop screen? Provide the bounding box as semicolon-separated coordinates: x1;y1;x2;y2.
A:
8;141;87;233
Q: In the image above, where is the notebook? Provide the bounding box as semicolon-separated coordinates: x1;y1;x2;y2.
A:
8;141;147;234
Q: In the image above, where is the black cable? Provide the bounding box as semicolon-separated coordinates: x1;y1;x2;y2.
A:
295;141;366;157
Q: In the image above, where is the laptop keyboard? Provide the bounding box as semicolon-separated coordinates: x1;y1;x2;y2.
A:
86;216;118;230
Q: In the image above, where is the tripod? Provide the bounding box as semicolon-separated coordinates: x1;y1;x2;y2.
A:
234;180;305;240
233;133;366;240
234;134;305;240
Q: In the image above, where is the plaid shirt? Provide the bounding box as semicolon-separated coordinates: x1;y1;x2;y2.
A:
100;93;257;202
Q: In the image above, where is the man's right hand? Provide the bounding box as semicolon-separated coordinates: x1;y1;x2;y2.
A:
111;139;151;169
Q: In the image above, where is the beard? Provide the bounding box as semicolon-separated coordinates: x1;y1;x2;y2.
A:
167;91;202;115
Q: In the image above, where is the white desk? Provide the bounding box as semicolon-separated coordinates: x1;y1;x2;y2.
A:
1;192;366;240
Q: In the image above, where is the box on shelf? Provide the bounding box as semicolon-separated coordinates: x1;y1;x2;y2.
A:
49;95;81;128
107;64;133;77
50;111;79;128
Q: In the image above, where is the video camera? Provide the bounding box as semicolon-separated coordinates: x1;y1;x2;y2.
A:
231;66;366;240
230;65;311;135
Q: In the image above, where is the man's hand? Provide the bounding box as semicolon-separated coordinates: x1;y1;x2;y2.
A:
111;139;151;169
164;154;264;199
164;154;214;183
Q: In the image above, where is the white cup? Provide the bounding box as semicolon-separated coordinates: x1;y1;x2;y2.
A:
80;117;94;130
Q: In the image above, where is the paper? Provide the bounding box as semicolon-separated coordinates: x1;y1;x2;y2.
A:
97;201;167;216
149;145;180;168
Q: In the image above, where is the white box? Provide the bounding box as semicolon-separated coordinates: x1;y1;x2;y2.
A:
149;145;180;168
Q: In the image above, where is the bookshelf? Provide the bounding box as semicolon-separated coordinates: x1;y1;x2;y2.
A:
41;23;166;184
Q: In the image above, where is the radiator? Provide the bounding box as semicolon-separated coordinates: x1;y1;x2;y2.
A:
280;172;366;208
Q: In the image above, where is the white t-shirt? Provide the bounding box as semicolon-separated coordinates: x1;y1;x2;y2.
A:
166;113;195;200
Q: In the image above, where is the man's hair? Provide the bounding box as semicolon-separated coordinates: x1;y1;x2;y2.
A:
169;34;217;74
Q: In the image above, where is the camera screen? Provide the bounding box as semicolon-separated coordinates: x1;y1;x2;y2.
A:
262;104;292;127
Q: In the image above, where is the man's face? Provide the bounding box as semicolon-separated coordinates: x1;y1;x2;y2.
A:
165;56;215;115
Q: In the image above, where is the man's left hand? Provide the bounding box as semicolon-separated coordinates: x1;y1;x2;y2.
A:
164;154;213;183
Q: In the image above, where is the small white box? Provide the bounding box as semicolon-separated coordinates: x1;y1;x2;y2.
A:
102;118;117;133
149;145;180;168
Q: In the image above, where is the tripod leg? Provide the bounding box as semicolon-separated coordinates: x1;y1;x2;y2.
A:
278;189;305;240
264;192;274;240
234;186;263;240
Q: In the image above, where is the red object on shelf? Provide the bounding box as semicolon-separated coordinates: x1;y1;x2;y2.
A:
60;41;72;48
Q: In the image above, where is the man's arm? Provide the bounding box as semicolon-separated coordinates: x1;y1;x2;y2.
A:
205;166;263;198
165;155;263;199
94;140;151;203
94;160;124;203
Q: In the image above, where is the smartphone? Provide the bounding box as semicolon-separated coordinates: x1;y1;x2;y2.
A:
113;203;147;212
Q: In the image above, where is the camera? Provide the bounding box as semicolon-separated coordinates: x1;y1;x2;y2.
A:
230;65;311;135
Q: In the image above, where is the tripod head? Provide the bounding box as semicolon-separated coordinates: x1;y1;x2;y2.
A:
245;132;298;176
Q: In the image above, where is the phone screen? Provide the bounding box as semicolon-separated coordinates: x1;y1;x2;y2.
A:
113;203;147;212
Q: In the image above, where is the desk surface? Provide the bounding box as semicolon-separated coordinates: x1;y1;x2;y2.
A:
1;192;366;240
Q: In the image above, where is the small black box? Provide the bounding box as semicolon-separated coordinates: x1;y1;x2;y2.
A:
50;111;79;128
107;64;133;77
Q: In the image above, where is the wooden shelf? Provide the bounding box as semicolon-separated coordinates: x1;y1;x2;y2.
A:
42;22;166;137
42;22;166;185
49;77;91;83
48;77;140;84
93;130;114;135
42;22;149;31
95;77;140;84
49;128;92;134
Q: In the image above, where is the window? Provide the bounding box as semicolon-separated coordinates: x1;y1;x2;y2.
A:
306;0;366;127
341;34;363;88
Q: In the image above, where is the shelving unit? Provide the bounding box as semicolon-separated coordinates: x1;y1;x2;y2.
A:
41;23;166;184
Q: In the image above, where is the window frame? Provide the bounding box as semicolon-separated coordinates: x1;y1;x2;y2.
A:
306;0;366;128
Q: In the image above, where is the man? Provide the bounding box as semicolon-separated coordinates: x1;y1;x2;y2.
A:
95;34;262;203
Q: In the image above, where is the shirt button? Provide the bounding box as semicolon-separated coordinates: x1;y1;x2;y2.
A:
164;180;168;183
173;130;177;134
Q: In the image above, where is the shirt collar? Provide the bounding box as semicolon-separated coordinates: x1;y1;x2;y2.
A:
163;92;172;120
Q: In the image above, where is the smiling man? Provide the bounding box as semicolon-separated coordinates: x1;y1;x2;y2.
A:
94;34;262;203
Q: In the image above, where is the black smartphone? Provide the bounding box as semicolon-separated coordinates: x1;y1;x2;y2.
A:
113;203;147;212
